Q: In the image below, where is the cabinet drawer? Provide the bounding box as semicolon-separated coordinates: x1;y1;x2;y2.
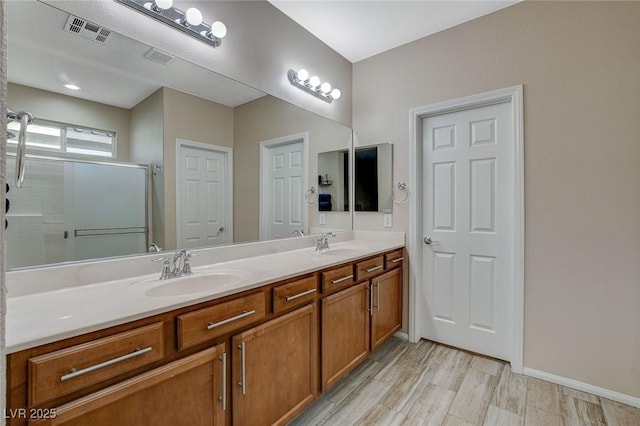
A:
385;249;404;270
273;275;317;314
321;264;355;294
355;256;385;281
177;292;266;350
28;322;164;406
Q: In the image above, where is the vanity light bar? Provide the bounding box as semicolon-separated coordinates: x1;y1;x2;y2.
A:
115;0;227;48
288;69;342;103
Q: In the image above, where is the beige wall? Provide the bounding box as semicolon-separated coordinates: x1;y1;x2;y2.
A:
233;95;352;242
353;1;640;398
41;0;352;126
7;83;131;162
129;88;164;247
162;87;234;249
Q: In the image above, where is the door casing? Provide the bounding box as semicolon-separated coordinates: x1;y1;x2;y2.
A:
409;85;524;373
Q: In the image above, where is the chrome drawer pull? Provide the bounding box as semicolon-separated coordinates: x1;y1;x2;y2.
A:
219;352;227;410
60;346;152;382
285;288;316;301
207;310;256;330
366;265;383;273
331;274;354;284
391;257;404;263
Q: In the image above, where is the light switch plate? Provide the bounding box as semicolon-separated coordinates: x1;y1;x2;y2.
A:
319;213;326;225
384;213;392;228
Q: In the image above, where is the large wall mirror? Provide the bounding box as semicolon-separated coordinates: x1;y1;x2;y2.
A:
5;1;353;270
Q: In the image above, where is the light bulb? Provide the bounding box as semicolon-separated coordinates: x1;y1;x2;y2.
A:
330;88;341;100
297;69;309;82
210;21;227;38
320;82;332;94
185;8;203;26
155;0;173;9
309;76;320;88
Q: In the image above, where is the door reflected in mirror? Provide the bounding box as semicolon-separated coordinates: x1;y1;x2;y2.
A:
354;143;393;213
317;149;349;212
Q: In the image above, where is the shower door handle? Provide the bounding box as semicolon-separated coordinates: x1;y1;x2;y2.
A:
8;110;34;188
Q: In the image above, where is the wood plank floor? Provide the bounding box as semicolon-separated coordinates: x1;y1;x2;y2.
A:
289;337;640;426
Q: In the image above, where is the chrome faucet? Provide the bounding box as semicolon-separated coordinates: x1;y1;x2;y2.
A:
147;243;162;252
315;232;336;252
152;249;197;280
292;229;305;237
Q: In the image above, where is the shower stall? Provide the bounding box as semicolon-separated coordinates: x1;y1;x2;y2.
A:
5;155;149;269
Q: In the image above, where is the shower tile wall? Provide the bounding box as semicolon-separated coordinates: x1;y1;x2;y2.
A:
5;159;66;268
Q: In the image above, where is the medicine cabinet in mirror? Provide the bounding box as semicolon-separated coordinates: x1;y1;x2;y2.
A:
354;143;393;213
317;149;349;212
5;0;353;270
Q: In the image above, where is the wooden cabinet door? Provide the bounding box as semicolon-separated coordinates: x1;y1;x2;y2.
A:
321;282;370;391
32;344;226;426
371;268;402;351
232;304;317;426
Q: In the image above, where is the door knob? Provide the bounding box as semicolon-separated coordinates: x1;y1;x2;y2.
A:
219;227;225;232
423;236;438;245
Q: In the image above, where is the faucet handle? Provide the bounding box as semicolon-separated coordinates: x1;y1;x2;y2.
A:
181;251;199;275
152;257;172;280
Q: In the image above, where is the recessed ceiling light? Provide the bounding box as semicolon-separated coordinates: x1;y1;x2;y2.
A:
64;84;81;90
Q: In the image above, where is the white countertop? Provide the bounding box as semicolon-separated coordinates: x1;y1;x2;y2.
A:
6;233;404;353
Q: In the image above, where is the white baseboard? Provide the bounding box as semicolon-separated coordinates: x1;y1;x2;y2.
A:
394;331;409;341
523;367;640;408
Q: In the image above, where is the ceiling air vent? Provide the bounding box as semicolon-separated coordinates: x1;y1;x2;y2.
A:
143;48;176;66
64;15;112;44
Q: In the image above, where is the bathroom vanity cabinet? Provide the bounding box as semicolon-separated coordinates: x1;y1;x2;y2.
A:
5;248;403;426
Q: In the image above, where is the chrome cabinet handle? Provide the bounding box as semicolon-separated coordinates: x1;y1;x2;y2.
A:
219;352;227;410
331;274;353;284
207;310;255;330
285;288;316;301
376;282;380;311
13;111;33;188
391;257;404;263
366;265;383;273
369;284;373;316
424;237;438;245
60;346;152;382
238;342;246;395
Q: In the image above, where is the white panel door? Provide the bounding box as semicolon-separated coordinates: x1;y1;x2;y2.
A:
421;101;514;360
178;145;228;249
264;141;304;239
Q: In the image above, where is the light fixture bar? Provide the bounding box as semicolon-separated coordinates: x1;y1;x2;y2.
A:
115;0;226;48
288;70;341;103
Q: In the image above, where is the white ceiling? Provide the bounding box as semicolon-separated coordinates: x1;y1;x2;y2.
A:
269;1;520;63
7;1;264;110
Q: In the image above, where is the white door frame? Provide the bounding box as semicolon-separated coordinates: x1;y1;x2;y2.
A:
409;85;524;372
175;138;234;248
259;132;309;240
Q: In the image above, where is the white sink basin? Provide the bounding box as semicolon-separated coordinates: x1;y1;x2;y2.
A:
144;270;248;297
314;245;365;257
